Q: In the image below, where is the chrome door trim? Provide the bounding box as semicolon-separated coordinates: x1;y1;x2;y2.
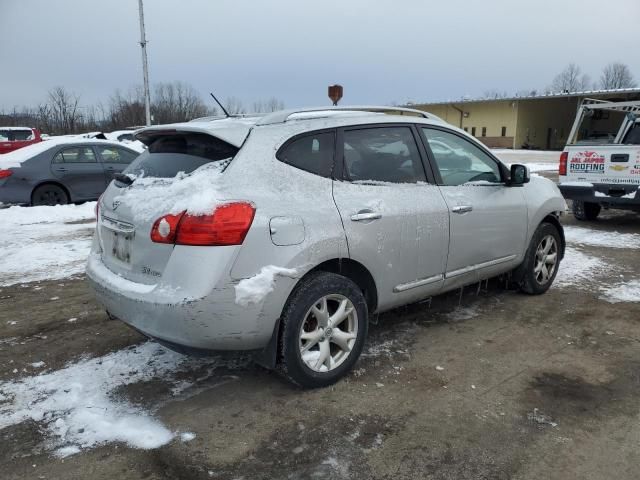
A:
393;274;443;293
445;254;517;279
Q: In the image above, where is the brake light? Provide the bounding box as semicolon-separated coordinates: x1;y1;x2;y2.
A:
559;151;568;176
150;212;184;244
150;202;256;246
0;169;13;179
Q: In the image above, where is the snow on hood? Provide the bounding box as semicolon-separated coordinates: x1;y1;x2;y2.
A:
112;161;230;221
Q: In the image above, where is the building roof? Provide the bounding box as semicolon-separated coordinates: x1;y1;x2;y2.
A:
410;87;640;107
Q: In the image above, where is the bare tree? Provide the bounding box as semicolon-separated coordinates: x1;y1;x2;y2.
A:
224;97;246;115
251;97;285;113
549;64;592;92
42;86;82;134
599;62;637;89
482;89;510;100
153;81;209;123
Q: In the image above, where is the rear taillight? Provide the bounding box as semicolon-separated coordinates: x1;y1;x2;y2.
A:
559;151;568;176
0;169;13;179
150;202;255;246
150;212;184;244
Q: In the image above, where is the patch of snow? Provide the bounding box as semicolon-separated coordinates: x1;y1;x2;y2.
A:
30;361;45;368
68;318;78;323
0;203;95;286
180;432;196;442
564;226;640;249
554;246;606;288
0;342;241;457
445;306;479;321
600;280;640;303
112;161;230;222
435;365;444;371
234;265;298;307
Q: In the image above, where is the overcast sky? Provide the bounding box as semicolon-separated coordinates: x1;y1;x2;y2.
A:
2;0;639;111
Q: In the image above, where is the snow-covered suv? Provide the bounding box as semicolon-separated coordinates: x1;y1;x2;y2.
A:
86;106;566;388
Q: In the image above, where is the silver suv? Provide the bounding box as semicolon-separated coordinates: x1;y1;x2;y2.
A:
87;106;566;388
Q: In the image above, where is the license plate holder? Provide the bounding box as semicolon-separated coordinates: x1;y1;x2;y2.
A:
112;231;132;264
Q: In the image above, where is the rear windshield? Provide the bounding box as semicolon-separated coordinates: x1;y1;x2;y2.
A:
0;129;33;141
122;132;238;179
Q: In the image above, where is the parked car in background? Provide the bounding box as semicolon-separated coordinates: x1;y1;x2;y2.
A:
559;99;640;220
87;106;566;388
0;127;42;154
0;138;140;206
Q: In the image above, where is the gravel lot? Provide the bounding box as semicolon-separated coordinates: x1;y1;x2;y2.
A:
1;171;639;479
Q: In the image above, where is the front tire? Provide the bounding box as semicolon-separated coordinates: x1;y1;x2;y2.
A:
572;201;601;221
32;184;69;206
278;271;368;388
518;222;562;295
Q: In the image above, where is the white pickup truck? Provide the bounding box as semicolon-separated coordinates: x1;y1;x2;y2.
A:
558;99;640;220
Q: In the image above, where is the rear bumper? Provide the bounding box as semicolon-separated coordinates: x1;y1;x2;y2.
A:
559;183;640;209
86;247;297;352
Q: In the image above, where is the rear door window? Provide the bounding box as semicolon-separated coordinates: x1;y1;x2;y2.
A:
97;146;138;164
342;127;426;183
52;147;97;164
623;123;640;144
123;132;238;178
277;131;335;178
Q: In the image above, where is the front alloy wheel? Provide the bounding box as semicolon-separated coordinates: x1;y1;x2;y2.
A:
518;222;562;295
533;235;558;285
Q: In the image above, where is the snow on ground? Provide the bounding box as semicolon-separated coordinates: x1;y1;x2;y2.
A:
564;226;640;249
0;203;95;286
600;280;640;303
0;342;243;457
554;246;607;288
235;265;298;307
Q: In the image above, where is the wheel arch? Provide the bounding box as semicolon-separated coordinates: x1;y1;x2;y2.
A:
31;180;72;205
255;257;378;370
542;213;565;259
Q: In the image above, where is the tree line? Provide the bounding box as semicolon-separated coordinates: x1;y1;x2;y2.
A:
481;62;637;100
0;81;285;136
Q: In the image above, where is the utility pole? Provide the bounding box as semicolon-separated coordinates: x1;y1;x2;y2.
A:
137;0;151;126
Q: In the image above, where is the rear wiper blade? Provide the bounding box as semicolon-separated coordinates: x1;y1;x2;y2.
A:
113;173;134;186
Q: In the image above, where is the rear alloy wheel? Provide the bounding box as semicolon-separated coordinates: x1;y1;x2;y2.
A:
572;200;601;221
32;184;69;206
518;222;562;295
278;272;368;388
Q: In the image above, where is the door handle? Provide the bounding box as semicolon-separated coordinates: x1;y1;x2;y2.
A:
105;166;115;171
611;154;629;162
350;211;382;222
55;167;67;172
452;205;473;214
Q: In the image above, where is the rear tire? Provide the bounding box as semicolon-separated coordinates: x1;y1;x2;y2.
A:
572;201;600;221
517;222;562;295
278;271;368;388
32;184;69;206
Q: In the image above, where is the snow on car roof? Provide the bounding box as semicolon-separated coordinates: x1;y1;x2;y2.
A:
0;137;138;169
0;126;34;131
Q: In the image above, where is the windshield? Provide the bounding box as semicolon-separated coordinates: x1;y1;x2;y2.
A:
122;132;238;179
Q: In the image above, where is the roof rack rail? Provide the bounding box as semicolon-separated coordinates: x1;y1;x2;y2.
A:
189;113;266;123
255;105;438;126
579;98;640;113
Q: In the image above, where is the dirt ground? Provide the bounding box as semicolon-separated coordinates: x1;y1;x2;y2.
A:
1;192;639;479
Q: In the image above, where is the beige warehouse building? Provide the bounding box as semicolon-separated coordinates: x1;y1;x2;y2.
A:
411;88;640;150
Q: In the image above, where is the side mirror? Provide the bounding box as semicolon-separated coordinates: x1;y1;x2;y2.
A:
509;164;530;186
